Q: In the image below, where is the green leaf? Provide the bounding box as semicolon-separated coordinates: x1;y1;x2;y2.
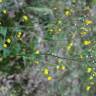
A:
0;27;7;37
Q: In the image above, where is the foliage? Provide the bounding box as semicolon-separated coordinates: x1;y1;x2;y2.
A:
0;0;96;96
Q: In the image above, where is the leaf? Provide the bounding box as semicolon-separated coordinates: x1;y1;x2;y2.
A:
3;48;11;58
0;27;7;37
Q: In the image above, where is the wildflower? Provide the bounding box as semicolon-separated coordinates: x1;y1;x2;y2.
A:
6;38;11;43
86;85;91;91
54;7;57;10
61;65;65;70
67;42;73;51
56;65;60;70
57;59;62;63
35;50;40;55
3;43;7;48
87;67;92;73
22;15;29;21
64;10;71;16
47;76;53;81
17;32;22;38
0;0;3;3
43;68;49;75
80;31;88;35
58;28;62;32
18;32;22;35
89;76;93;80
49;29;53;32
34;61;39;64
84;20;93;25
80;54;83;59
58;20;62;24
2;9;7;14
83;40;91;45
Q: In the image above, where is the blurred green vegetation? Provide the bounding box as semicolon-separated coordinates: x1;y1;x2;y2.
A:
0;0;96;96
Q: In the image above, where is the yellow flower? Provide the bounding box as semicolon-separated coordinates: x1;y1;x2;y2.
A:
67;42;73;51
49;29;53;32
84;20;93;25
61;65;65;70
6;38;11;43
87;67;92;73
58;28;62;32
64;10;71;16
43;68;49;75
0;0;3;3
47;76;53;81
58;20;62;24
56;65;60;70
22;15;29;21
34;61;39;64
80;31;88;35
80;54;83;59
3;43;7;48
17;32;22;38
86;85;91;91
18;32;22;35
35;50;40;55
57;59;62;63
89;76;93;80
2;9;7;14
83;40;91;45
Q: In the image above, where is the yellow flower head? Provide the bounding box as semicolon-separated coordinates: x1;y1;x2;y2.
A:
34;61;39;64
58;20;62;24
56;65;60;70
67;42;73;51
22;15;29;21
0;0;3;3
89;76;93;80
64;10;71;16
17;32;22;38
58;28;62;32
49;29;53;32
2;9;7;14
61;65;65;70
80;31;88;35
84;20;93;25
87;67;92;73
83;40;91;45
18;32;22;35
35;50;40;55
80;54;83;59
43;68;49;75
6;38;11;43
47;76;53;81
86;85;91;91
3;43;7;48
